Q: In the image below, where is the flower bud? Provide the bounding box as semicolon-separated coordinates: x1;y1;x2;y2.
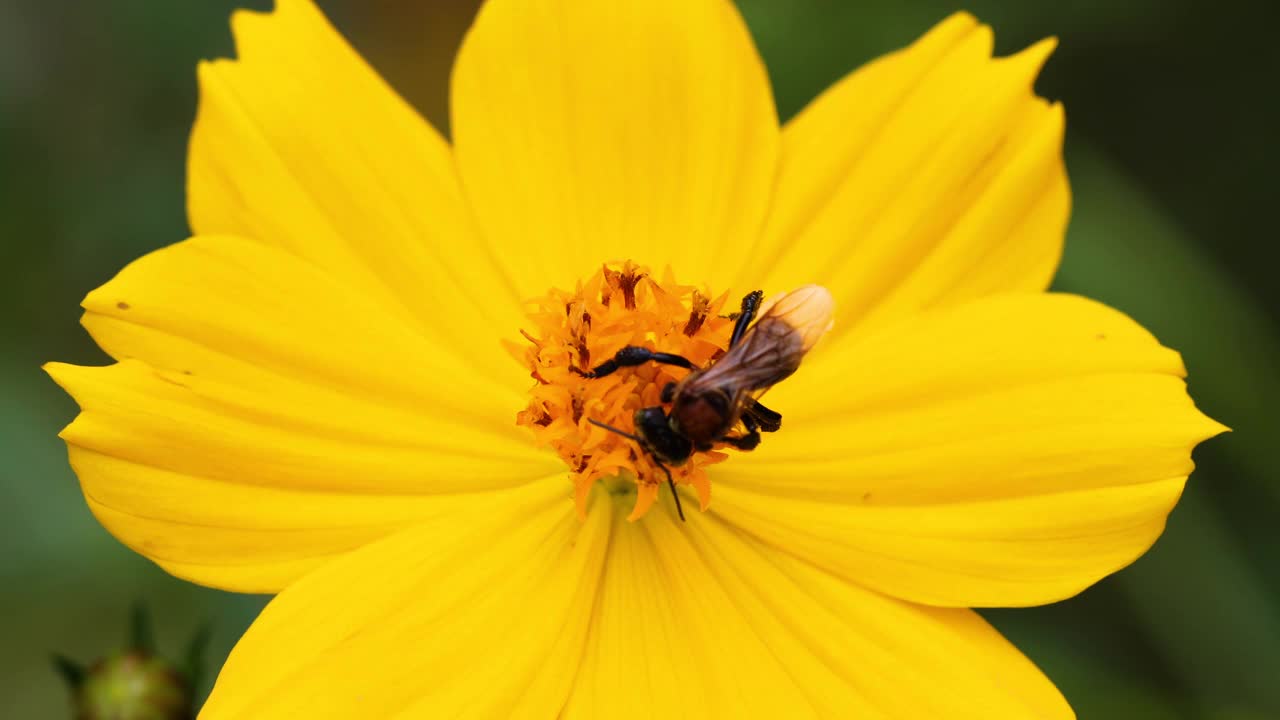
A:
75;651;193;720
54;604;208;720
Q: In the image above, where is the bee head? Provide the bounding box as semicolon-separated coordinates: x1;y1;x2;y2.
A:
633;407;693;465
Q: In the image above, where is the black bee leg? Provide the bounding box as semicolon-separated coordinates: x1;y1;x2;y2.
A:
651;457;686;522
721;433;761;451
574;345;696;378
660;381;676;403
728;290;765;349
722;413;763;451
745;400;782;433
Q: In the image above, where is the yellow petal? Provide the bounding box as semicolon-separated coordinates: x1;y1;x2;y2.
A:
692;517;1072;718
714;293;1226;607
47;237;560;592
751;13;1068;337
201;487;609;718
189;0;522;384
565;503;1071;719
451;0;778;297
563;499;812;719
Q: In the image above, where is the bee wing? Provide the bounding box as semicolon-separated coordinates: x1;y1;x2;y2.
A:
683;285;835;396
755;284;835;352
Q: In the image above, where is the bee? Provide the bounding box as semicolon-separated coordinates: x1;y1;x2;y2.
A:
579;285;834;520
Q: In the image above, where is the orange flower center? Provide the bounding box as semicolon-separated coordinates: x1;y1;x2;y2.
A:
515;263;734;520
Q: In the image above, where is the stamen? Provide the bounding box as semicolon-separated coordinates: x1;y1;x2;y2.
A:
514;263;733;520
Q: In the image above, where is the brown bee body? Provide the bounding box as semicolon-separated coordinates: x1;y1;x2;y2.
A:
669;390;735;450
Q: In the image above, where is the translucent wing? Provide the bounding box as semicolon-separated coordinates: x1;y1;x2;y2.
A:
684;285;834;394
753;284;835;352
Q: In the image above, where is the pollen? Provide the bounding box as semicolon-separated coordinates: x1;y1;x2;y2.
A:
514;262;734;520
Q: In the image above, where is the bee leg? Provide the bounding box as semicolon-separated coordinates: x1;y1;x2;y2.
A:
573;345;696;378
745;400;782;433
728;290;765;348
722;414;763;451
660;381;676;403
651;457;686;522
721;432;761;451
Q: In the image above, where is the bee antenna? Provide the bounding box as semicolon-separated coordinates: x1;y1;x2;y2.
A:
587;418;686;522
586;417;645;443
655;461;686;522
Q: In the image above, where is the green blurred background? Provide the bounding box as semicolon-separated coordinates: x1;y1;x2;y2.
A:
2;0;1276;717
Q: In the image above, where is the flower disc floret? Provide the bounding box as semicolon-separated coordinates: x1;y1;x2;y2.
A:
515;262;734;519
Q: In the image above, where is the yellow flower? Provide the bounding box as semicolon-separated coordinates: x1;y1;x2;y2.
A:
46;0;1224;717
